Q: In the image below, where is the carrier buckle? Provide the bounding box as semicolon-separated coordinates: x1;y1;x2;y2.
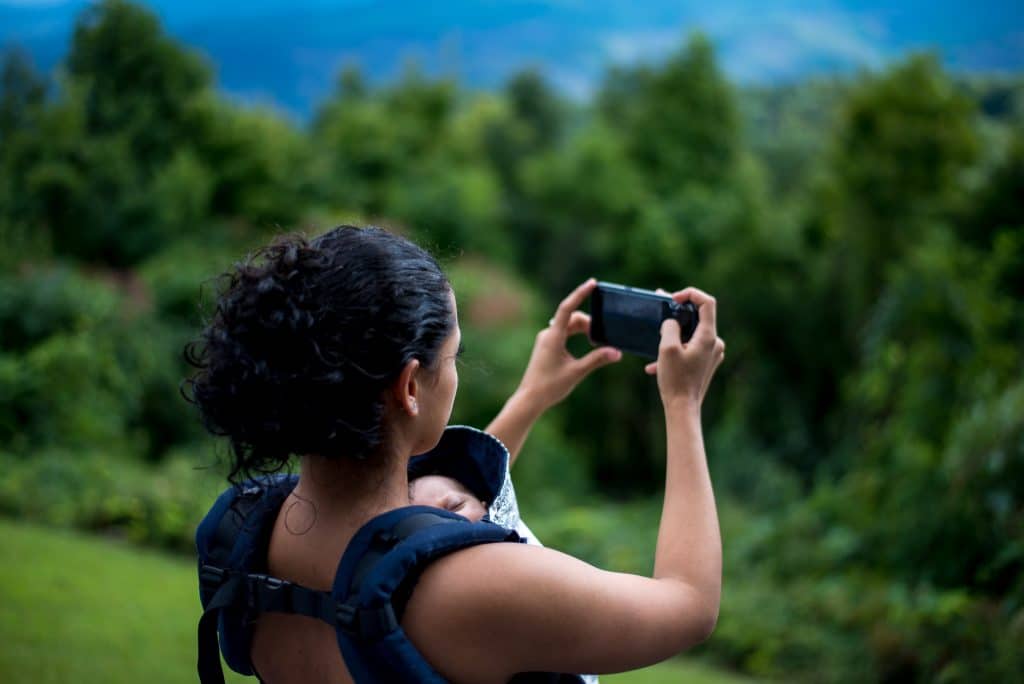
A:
199;564;227;586
245;573;292;613
336;602;358;633
252;573;286;590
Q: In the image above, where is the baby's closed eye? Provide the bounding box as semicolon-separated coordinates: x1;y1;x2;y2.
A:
441;494;468;512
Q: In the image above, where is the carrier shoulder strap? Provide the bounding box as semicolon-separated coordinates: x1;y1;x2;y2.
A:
196;496;520;684
330;506;523;683
196;475;298;684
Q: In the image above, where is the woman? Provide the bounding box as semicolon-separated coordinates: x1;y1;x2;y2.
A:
186;225;724;683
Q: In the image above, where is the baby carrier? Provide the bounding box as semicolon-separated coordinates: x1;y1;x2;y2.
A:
196;425;585;683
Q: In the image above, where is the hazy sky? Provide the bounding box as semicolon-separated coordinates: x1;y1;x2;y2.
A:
3;1;1022;115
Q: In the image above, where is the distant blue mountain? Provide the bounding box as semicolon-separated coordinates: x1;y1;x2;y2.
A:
2;0;1022;118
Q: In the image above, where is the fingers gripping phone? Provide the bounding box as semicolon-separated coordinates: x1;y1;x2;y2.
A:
589;282;699;359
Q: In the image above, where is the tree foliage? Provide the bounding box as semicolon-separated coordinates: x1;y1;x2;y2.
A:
1;3;1022;680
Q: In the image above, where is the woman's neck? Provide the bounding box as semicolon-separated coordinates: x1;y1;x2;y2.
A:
287;445;411;533
263;445;411;593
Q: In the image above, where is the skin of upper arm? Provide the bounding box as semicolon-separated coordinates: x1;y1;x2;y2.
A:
401;542;715;683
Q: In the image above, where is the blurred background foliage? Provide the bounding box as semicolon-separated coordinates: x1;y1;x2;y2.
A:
1;1;1022;681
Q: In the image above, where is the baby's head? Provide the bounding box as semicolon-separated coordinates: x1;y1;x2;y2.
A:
409;474;488;522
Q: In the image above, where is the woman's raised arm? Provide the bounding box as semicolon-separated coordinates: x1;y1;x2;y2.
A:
407;287;725;682
486;278;622;464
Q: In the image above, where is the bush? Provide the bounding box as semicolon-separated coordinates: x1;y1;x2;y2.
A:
137;236;246;326
0;264;209;459
0;446;232;553
0;266;120;353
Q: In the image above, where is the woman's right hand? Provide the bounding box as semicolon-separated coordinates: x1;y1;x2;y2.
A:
643;287;725;411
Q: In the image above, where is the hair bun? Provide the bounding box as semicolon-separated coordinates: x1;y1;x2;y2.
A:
184;226;453;483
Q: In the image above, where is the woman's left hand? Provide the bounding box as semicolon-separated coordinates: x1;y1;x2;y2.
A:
516;278;622;412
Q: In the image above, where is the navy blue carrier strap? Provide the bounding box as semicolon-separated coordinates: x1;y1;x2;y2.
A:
197;509;480;682
197;474;299;682
197;478;582;683
330;505;522;682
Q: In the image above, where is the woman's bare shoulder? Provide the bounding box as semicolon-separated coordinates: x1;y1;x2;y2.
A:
402;541;714;682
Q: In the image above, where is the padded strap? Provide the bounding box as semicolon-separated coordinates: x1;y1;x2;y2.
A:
198;498;521;684
348;512;461;593
337;512;525;684
197;572;245;684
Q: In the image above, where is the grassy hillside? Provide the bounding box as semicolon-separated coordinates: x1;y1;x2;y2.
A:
0;519;751;684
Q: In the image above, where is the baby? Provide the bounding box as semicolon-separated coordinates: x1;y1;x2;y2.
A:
408;441;598;684
409;473;489;522
406;425;542;545
408;472;542;544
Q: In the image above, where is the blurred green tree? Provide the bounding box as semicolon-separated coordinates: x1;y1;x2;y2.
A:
600;33;741;195
0;48;50;267
16;0;216;265
821;55;978;323
0;6;1022;679
65;0;210;170
0;47;46;143
480;70;567;270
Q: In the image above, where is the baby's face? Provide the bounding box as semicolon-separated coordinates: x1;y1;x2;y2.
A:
409;474;488;522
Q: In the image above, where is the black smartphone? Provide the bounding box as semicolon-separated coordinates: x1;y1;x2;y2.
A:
589;282;699;359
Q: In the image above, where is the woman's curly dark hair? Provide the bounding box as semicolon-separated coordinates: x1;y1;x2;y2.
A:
182;225;454;483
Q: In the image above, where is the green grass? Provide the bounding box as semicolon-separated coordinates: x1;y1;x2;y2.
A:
0;519;751;683
0;518;247;684
602;661;752;684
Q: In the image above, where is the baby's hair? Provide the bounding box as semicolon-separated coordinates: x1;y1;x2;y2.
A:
407;469;441;499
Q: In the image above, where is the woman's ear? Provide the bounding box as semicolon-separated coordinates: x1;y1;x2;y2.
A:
393;358;421;416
